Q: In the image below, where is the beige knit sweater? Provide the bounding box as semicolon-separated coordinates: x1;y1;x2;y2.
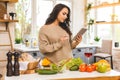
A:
38;25;75;64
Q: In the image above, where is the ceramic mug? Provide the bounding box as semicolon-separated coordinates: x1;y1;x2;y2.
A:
9;12;16;20
4;14;9;19
115;42;119;47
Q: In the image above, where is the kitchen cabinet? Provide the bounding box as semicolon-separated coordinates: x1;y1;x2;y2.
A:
72;47;96;64
14;45;43;59
0;1;18;51
0;0;18;3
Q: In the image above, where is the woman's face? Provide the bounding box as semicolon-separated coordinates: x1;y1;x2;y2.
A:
57;7;68;23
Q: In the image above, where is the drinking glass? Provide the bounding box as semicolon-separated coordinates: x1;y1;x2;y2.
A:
84;48;93;64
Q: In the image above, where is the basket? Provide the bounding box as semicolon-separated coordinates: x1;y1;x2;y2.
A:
0;4;7;19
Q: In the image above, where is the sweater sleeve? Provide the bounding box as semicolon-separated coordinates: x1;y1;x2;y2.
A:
38;31;63;54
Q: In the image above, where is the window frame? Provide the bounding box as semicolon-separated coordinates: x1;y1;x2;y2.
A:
31;0;73;38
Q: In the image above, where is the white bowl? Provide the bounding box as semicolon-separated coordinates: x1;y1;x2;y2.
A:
12;61;29;70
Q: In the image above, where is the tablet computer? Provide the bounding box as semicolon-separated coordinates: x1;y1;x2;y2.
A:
73;27;87;40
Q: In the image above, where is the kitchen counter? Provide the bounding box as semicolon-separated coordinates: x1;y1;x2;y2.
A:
76;43;101;48
5;70;120;80
14;44;39;52
113;47;120;51
14;44;100;62
14;44;100;52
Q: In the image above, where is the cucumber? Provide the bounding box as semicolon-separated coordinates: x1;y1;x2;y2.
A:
69;65;79;71
36;69;57;75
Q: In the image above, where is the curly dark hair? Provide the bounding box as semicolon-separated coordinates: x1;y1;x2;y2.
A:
45;3;72;36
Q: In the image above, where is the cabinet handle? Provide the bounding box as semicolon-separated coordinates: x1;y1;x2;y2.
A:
77;49;81;52
73;54;76;56
33;53;37;57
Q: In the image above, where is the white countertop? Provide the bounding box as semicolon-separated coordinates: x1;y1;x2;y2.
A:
14;44;39;52
14;44;100;52
76;43;101;48
5;70;120;80
113;47;120;51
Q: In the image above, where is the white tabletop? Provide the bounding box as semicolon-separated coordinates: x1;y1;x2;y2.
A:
5;70;120;80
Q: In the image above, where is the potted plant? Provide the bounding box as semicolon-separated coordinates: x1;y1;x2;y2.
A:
94;36;100;42
15;38;22;44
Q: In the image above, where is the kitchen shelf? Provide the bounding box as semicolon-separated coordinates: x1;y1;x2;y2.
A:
0;30;8;32
0;0;9;2
0;0;18;3
95;21;120;24
92;2;120;9
0;19;18;23
0;1;18;52
0;44;11;46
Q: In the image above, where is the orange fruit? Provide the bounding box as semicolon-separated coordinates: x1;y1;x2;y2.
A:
42;58;51;67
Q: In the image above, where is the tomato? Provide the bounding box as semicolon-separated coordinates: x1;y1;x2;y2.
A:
91;64;96;71
86;64;93;72
79;63;87;72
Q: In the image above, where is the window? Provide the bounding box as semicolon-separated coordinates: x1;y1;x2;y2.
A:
114;6;120;42
15;0;72;43
36;0;53;37
35;0;72;39
87;0;120;44
96;7;113;40
15;0;32;42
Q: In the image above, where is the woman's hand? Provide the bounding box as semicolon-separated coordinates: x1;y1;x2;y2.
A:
75;35;82;43
72;35;82;49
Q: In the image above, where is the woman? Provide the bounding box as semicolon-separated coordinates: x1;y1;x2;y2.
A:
39;3;82;64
